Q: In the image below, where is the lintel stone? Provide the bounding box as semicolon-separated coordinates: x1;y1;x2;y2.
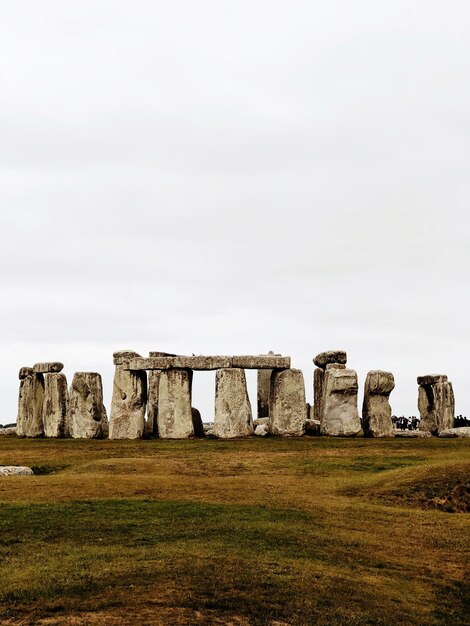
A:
122;355;290;371
232;355;290;369
33;362;63;374
417;375;448;386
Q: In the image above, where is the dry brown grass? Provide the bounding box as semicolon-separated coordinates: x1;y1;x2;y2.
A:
0;436;468;625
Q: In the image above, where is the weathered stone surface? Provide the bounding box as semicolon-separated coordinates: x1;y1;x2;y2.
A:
325;363;346;370
121;355;291;371
16;373;45;437
113;350;141;366
321;368;362;436
0;466;33;476
313;351;347;369
69;372;108;439
146;370;161;437
18;367;33;380
257;352;282;419
418;381;455;435
269;369;307;436
313;368;324;421
149;351;178;357
255;423;269;437
438;427;470;438
394;430;432;438
214;368;254;438
191;407;205;438
33;362;63;374
305;419;321;436
417;375;448;386
253;417;270;427
362;370;395;437
232;355;290;369
109;366;147;439
157;369;193;438
43;373;69;438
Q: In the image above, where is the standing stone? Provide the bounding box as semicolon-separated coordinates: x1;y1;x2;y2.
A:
43;373;69;438
313;351;347;422
191;407;205;437
321;368;362;436
362;370;395;437
214;368;254;438
109;351;147;439
269;369;307;436
313;368;324;421
145;351;178;437
69;372;108;438
157;369;194;438
418;376;455;435
17;373;45;437
146;370;161;437
257;351;280;419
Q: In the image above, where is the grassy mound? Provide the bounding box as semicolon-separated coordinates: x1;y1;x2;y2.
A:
366;462;470;513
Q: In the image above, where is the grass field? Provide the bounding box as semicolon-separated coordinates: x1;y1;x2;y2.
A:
0;436;468;625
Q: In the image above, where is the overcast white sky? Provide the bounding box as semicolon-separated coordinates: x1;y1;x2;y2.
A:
1;1;469;424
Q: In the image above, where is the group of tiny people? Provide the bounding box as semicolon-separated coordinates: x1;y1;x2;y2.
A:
391;414;469;430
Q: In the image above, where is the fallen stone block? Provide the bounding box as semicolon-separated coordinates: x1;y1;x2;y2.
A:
269;369;307;436
16;373;45;437
313;351;347;369
214;368;254;438
157;369;194;438
43;373;69;438
321;368;362;436
362;370;395;437
438;427;470;438
0;466;33;476
255;423;269;437
69;372;108;438
33;362;63;374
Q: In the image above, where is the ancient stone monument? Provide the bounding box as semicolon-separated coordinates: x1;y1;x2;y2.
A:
17;365;48;437
157;368;194;438
313;351;361;436
69;372;108;438
313;351;347;422
362;370;395;437
43;373;69;438
109;351;147;439
214;368;254;438
257;351;279;419
417;375;454;435
269;369;307;436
